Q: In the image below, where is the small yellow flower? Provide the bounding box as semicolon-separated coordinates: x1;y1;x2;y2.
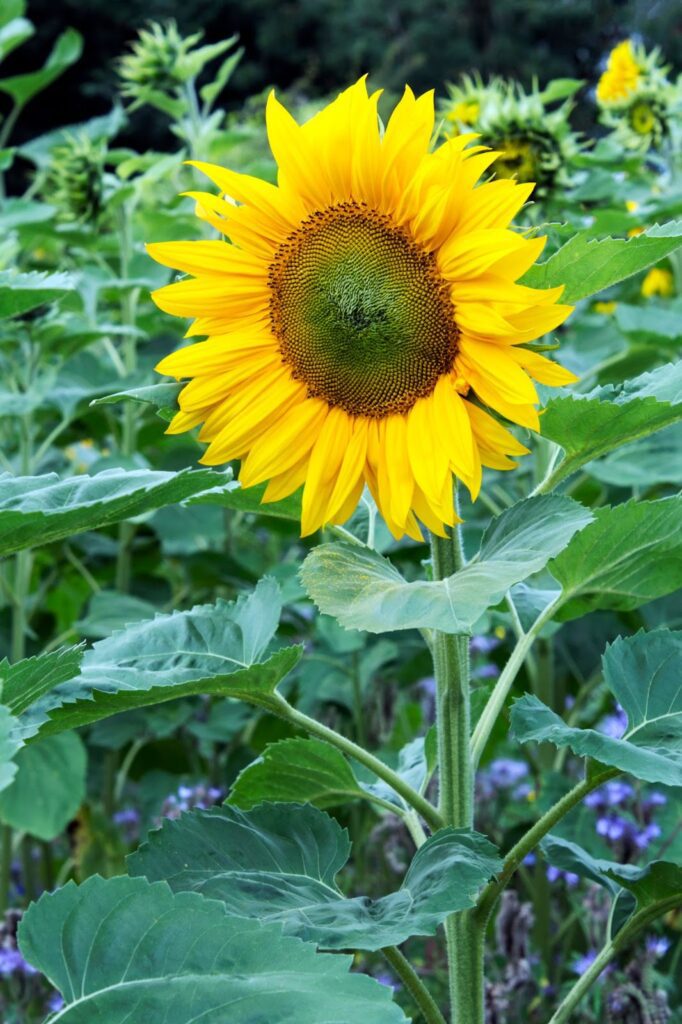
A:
625;200;639;213
627;225;646;237
594;300;617;315
445;99;480;129
641;267;674;298
596;40;641;105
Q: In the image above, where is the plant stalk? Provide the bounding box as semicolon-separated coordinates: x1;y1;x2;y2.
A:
429;523;482;1024
382;945;447;1024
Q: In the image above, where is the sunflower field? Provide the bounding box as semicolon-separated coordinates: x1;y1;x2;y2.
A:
1;5;682;1023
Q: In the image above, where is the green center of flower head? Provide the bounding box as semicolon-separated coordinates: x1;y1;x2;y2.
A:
629;100;657;135
269;203;459;418
494;138;538;184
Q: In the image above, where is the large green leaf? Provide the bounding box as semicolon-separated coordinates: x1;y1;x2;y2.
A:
0;28;82;107
19;579;301;738
550;496;682;621
0;705;21;794
0;467;235;556
18;875;407;1024
301;495;592;633
187;479;303;522
511;628;682;785
129;802;500;951
588;423;682;487
228;737;369;810
0;269;75;318
0;645;83;716
522;222;682;301
0;732;86;839
539;362;682;488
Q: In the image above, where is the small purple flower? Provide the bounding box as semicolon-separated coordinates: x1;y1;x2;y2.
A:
470;635;500;655
487;758;529;788
634;823;661;850
646;936;671;959
473;663;500;680
523;852;536;867
47;992;65;1014
598;705;628;739
572;950;597;975
0;946;37;975
374;971;398;990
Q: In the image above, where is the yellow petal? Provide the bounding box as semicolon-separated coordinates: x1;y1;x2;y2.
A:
240;398;329;488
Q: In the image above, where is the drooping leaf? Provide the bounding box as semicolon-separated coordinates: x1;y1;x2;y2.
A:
129;802;500;951
186;478;302;522
0;28;83;108
90;382;182;422
0;269;75;318
511;628;682;785
0;645;83;716
18;579;301;739
301;495;592;633
550;496;682;621
522;221;682;301
0;732;86;839
539;362;682;487
0;467;236;556
18;875;407;1023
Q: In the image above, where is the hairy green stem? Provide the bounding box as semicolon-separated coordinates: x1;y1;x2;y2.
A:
430;525;481;1024
382;945;446;1024
470;593;562;768
271;696;443;832
0;826;12;915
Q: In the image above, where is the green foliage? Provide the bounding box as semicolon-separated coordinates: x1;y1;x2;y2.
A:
301;496;592;633
129;802;500;950
511;629;682;785
523;222;682;300
18;874;408;1023
0;732;86;839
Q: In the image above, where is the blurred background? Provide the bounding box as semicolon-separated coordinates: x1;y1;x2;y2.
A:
7;0;682;154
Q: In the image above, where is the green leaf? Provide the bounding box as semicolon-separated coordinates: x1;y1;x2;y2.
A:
90;382;181;422
18;875;407;1023
187;478;302;521
550;496;682;621
0;705;21;794
0;27;82;107
0;467;236;556
129;802;500;951
540;362;682;487
0;646;83;716
0;15;34;63
75;590;157;638
0;269;75;318
511;626;682;785
19;579;301;739
301;495;592;633
200;45;244;106
539;834;638;896
522;221;682;301
614;302;682;342
0;732;86;839
228;737;369;810
588;423;682;487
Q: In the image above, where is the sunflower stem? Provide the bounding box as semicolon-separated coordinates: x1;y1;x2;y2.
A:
429;522;482;1024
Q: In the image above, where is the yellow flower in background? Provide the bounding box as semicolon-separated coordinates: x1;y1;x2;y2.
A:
597;39;641;104
149;79;574;539
594;301;617;315
641;267;674;298
445;99;480;130
625;200;639;213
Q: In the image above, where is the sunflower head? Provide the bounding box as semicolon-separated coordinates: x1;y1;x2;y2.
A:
441;75;583;198
149;79;575;540
596;39;678;152
41;133;106;224
118;20;202;104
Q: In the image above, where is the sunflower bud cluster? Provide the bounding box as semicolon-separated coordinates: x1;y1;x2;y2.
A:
41;133;106;224
440;74;584;199
118;20;202;106
596;39;682;153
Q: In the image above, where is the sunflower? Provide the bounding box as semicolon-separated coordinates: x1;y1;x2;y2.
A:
149;79;574;539
596;40;641;105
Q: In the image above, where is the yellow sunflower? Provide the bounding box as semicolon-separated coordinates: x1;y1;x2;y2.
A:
596;40;640;105
149;79;574;540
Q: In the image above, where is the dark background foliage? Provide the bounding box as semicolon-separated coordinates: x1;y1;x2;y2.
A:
7;0;682;153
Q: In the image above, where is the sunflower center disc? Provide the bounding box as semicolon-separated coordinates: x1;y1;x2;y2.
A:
268;203;459;418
